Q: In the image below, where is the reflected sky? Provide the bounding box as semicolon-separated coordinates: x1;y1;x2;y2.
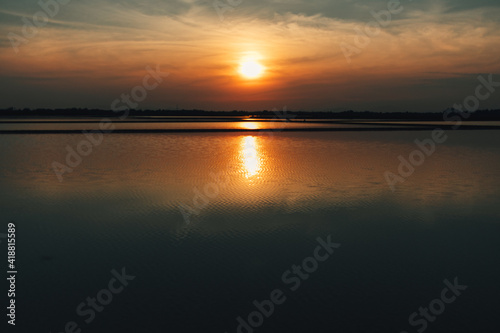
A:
2;130;500;333
1;131;500;226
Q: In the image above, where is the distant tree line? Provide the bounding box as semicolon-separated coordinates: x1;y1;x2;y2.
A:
0;108;499;121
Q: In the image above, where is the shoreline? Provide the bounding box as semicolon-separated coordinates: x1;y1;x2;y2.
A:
2;125;500;134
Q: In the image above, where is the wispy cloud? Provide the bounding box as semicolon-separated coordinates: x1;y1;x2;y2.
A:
0;0;499;110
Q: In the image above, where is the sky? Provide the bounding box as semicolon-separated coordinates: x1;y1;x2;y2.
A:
0;0;499;112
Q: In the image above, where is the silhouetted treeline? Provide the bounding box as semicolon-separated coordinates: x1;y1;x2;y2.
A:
0;108;499;121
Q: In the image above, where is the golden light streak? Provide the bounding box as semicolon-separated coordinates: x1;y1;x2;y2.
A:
240;136;261;178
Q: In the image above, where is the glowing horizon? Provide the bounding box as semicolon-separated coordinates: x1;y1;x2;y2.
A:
0;0;499;111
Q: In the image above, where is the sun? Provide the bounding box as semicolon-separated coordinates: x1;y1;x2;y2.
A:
239;60;264;79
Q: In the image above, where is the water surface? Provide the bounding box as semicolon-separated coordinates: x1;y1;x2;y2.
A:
1;129;499;332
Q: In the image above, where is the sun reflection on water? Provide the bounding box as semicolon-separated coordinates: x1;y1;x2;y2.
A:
240;121;259;130
240;136;261;178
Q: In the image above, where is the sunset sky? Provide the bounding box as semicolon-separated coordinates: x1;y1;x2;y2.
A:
1;0;499;111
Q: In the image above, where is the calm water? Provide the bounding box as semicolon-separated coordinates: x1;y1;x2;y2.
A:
1;128;499;332
0;119;413;132
0;120;371;131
